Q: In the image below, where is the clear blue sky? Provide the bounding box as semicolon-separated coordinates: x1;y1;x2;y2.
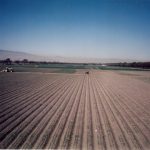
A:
0;0;150;60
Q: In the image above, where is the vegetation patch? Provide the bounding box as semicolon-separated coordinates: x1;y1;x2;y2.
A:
54;68;76;73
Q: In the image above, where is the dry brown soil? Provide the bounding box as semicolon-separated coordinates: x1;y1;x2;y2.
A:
0;70;150;149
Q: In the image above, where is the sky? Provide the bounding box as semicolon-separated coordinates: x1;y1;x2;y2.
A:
0;0;150;61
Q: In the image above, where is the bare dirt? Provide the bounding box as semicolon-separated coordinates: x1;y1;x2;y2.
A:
0;70;150;149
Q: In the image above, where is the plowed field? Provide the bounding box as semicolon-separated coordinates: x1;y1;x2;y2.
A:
0;71;150;149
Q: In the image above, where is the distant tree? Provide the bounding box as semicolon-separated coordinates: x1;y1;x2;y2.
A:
22;59;28;64
122;62;127;67
14;60;21;64
29;61;36;64
4;58;12;65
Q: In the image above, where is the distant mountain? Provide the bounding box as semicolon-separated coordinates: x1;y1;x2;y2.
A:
0;49;138;63
0;50;52;61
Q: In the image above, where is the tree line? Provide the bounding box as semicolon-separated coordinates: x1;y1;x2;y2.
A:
0;58;150;69
107;62;150;69
0;58;65;65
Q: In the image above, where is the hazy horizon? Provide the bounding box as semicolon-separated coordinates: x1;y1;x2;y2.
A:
0;0;150;61
1;49;149;63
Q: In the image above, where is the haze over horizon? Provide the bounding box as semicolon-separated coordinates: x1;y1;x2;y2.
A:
0;0;150;61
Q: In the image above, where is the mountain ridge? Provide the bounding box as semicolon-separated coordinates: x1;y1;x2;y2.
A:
0;49;144;63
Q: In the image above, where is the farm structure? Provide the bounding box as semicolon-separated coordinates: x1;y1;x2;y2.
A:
0;71;150;149
0;67;14;72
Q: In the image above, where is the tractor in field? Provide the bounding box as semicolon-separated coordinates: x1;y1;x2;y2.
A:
85;71;89;74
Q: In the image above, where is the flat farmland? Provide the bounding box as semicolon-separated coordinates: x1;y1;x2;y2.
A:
0;71;150;149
